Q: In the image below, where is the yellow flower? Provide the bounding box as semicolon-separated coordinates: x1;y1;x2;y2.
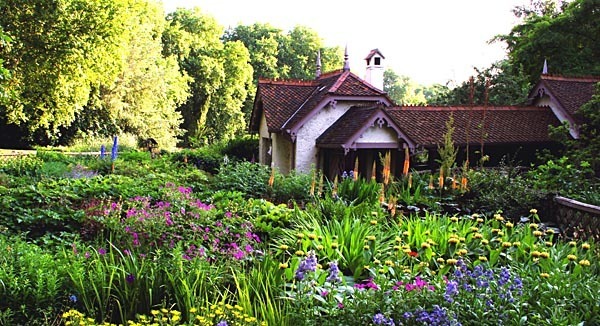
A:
473;233;483;239
567;254;577;261
470;227;479;232
316;245;324;250
569;241;577;247
579;259;591;266
172;315;181;322
370;220;378;225
513;241;521;247
363;245;370;250
533;230;543;237
478;256;488;262
545;229;555;235
457;249;468;256
331;242;339;249
151;310;159;316
491;228;501;234
308;233;317;240
540;252;550;259
373;259;381;265
366;235;376;241
502;242;512;248
494;214;504;221
421;242;431;249
296;233;305;239
529;223;538;229
394;245;402;250
189;307;197;314
531;251;542;258
403;231;410;236
385;260;395;266
448;237;460;244
160;308;168;314
530;209;538;214
446;258;458;265
481;239;489;245
540;272;550;278
582;243;591;250
378;268;387;274
279;262;288;269
295;250;305;256
279;244;289;250
450;216;459;222
395;236;402;243
545;241;553;247
505;222;514;228
364;265;370;270
437;258;445;263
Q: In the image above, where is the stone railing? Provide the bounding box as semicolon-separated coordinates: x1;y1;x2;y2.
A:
553;196;600;241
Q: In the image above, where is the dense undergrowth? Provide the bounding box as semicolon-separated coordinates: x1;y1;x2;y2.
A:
0;148;598;325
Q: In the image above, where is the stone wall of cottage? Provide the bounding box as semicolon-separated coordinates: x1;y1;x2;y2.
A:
294;101;354;173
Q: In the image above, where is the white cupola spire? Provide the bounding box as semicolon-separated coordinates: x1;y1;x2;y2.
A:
364;48;385;91
315;50;322;78
343;45;350;71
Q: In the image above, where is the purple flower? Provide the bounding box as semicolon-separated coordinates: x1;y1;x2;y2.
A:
85;251;90;259
216;320;228;326
295;251;318;280
98;248;107;255
125;274;135;284
373;313;386;324
326;261;342;283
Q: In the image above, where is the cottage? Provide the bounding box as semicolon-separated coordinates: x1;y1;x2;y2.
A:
249;49;598;179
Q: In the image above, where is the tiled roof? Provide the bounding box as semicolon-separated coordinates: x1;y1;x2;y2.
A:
316;106;383;146
531;74;599;122
251;70;389;133
385;106;561;147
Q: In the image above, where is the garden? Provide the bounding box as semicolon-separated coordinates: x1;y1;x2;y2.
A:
0;139;598;326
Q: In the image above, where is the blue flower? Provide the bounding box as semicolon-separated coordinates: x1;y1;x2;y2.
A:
373;313;386;324
69;294;77;303
326;261;342;283
295;251;318;280
216;321;228;326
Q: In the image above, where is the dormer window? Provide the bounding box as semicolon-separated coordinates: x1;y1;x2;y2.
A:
374;57;381;65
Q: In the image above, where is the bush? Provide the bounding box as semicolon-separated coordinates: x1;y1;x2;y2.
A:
212;161;270;198
222;137;259;162
172;147;224;175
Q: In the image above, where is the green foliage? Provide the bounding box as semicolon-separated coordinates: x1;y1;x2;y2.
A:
437;114;458;176
383;69;427;105
270;169;312;204
497;0;600;85
212;161;271;197
0;235;68;324
163;8;252;145
0;155;43;177
173;147;225;175
429;60;530;106
221;136;259;162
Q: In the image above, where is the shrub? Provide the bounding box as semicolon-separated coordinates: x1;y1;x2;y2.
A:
212;161;270;198
222;137;259;162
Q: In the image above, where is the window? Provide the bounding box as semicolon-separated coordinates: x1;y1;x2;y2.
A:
374;57;381;65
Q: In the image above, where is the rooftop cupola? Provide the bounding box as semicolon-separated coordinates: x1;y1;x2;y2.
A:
364;48;385;91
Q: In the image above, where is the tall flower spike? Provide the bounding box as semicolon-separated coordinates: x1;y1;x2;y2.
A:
403;147;410;176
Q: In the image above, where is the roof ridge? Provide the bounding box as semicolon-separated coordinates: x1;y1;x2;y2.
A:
258;78;317;86
318;69;345;79
541;74;600;82
328;70;351;93
387;105;549;111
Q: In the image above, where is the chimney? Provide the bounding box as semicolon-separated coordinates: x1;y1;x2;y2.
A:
364;49;385;91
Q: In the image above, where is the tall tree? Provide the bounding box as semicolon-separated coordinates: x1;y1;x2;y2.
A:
0;0;124;144
164;8;252;145
428;60;530;106
497;0;600;85
383;69;427;105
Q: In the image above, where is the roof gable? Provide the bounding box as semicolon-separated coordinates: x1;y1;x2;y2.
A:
529;74;600;123
316;106;415;153
250;70;392;135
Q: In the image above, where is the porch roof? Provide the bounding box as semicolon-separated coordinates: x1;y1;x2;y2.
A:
316;105;415;151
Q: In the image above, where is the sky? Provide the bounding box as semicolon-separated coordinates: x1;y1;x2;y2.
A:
162;0;526;86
